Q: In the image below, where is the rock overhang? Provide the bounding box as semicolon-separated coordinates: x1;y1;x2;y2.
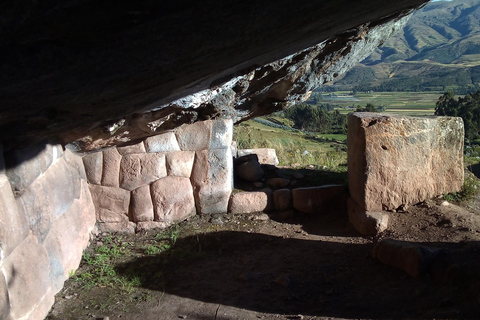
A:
0;0;430;151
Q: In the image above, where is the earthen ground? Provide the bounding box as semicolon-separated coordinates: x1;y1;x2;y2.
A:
47;197;480;320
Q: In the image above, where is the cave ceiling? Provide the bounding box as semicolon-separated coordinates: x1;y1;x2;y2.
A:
0;0;430;151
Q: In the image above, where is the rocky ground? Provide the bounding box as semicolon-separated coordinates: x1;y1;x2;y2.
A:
46;190;480;320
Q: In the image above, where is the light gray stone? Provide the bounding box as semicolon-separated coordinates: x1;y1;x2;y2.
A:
82;151;103;185
292;185;346;214
229;190;272;214
347;197;389;236
151;176;196;223
237;148;279;166
144;132;180;153
131;185;154;222
117;141;146;155
0;174;29;257
0;271;10;320
63;148;87;180
3;234;52;320
191;149;233;214
119;153;167;191
175;120;212;151
348;113;464;212
210;119;233;149
89;185;130;222
136;221;168;232
166;151;195;178
97;221;136;234
102;147;122;187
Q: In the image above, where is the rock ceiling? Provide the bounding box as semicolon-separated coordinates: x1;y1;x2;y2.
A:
0;0;430;151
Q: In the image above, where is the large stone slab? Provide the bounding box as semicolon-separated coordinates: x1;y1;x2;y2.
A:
144;132;180;153
4;142;62;194
131;185;154;222
237;148;279;166
3;234;52;320
16;158;81;242
347;197;389;236
229;190;273;214
0;174;29;257
119;153;167;191
191;149;233;214
166;151;195;178
151;176;196;223
175;120;212;151
101;147;122;187
63;148;87;180
82;150;103;185
89;184;130;222
348;113;464;211
292;185;346;214
273;189;292;211
210;119;233;149
117;141;146;155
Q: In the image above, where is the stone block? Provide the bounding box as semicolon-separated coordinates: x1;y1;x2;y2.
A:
117;141;146;155
119;153;167;191
0;271;10;319
372;239;441;277
131;185;154;222
63;148;87;180
347;197;389;235
102;147;122;187
166;151;195;178
4;143;45;193
151;176;196;223
144;132;180;153
3;234;52;320
348;113;464;212
0;175;29;257
16;159;81;242
136;221;168;232
175;120;212;151
229;190;273;214
235;160;264;182
292;185;346;214
89;185;130;222
82;150;103;185
97;221;136;234
273;189;292;211
191;149;233;214
210;119;233;149
237;148;279;166
231;141;238;158
44;180;95;292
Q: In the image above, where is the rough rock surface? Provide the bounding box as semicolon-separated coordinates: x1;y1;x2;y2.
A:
119;153;167;191
348;113;464;212
292;185;346;214
235;160;264;182
130;185;154;222
150;176;196;223
229;191;273;214
238;149;280;166
347;197;389;235
0;0;428;150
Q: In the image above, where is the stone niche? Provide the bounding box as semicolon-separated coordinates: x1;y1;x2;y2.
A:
347;112;464;235
83;119;234;233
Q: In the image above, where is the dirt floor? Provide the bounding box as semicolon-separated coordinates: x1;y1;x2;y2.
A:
47;195;480;320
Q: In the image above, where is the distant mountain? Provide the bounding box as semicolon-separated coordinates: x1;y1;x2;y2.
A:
331;0;480;92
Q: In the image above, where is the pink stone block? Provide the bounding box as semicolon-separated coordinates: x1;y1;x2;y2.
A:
151;176;196;223
119;153;167;191
131;185;154;222
101;147;122;187
166;151;195;177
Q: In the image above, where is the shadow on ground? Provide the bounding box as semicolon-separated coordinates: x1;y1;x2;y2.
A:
117;231;480;319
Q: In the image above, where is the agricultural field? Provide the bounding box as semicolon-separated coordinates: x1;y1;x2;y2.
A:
314;91;442;116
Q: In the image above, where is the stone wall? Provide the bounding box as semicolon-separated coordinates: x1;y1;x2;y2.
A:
83;119;233;233
347;113;464;234
0;142;95;320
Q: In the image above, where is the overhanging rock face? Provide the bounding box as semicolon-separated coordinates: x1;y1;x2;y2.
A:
348;113;464;212
0;0;429;150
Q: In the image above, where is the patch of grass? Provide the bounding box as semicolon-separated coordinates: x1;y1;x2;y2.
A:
444;170;480;202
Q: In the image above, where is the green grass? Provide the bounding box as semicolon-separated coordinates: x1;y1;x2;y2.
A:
315;91;440;116
234;120;347;169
